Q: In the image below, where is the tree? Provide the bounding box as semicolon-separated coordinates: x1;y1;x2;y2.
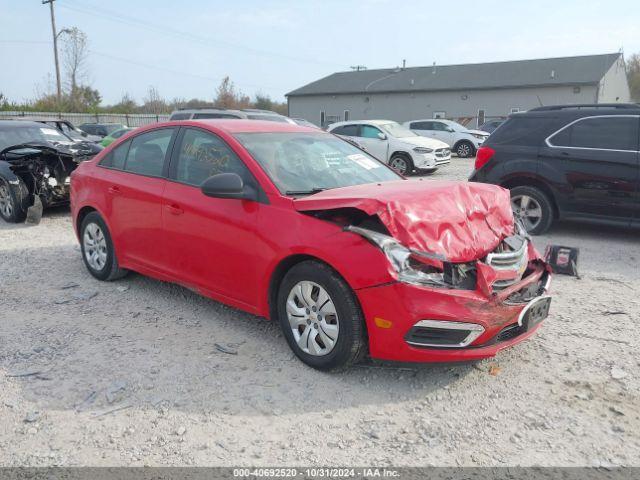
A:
110;92;138;113
214;76;239;108
627;53;640;102
254;93;273;111
61;28;88;94
142;86;167;114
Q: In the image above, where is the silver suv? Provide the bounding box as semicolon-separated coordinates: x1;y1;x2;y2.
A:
169;108;295;124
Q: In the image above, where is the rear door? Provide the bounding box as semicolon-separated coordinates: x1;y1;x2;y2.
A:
97;127;177;270
161;127;261;307
541;115;639;223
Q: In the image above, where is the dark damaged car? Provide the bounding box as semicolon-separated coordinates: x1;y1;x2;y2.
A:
71;120;552;370
0;120;101;223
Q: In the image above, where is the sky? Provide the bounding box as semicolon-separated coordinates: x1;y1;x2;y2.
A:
1;0;639;106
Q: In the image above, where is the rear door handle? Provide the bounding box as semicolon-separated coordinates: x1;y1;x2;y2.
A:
165;204;184;215
108;186;121;195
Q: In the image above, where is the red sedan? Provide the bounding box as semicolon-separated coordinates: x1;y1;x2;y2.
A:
70;120;552;370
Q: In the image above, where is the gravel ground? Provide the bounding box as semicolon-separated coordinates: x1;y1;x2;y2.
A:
1;157;638;467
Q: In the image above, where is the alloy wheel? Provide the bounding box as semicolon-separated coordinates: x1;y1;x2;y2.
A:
389;157;408;175
511;194;543;232
83;222;108;271
286;281;339;356
0;183;13;218
457;143;471;157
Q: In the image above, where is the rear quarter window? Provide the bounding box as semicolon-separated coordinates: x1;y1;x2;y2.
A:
488;117;559;146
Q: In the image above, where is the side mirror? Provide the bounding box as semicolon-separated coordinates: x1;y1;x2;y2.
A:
377;132;387;140
201;173;256;201
446;127;455;132
81;131;88;137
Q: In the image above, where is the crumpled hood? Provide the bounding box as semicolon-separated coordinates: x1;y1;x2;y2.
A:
396;136;449;149
294;180;515;262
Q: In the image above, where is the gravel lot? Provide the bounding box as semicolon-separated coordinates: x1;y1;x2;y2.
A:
1;157;638;467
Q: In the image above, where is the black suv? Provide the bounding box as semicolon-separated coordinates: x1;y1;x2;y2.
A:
470;104;640;234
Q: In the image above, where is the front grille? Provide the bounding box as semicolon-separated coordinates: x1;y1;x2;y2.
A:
485;237;528;291
435;148;450;158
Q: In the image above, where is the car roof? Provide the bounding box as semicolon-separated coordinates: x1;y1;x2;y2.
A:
517;104;640;118
80;122;124;126
330;119;396;127
3;117;71;123
137;119;321;135
0;120;47;128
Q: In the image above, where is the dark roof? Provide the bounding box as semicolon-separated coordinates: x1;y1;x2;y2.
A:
287;53;621;96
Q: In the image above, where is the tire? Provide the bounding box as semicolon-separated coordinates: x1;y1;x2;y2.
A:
277;260;367;371
79;211;128;281
0;175;29;223
510;185;554;235
388;154;413;176
455;141;475;158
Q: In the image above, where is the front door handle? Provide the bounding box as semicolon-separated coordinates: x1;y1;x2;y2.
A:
165;204;184;215
108;186;121;195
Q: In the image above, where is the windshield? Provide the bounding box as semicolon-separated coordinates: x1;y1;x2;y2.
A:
234;132;402;195
444;120;466;131
0;125;70;151
380;122;417;138
58;122;84;139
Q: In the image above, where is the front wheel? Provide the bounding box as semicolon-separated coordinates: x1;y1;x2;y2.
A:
80;212;128;281
455;141;475;158
389;154;413;175
510;185;554;235
277;261;367;371
0;176;29;223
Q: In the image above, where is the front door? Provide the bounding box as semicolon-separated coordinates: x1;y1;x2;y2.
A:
540;115;639;223
96;128;176;269
356;124;389;161
161;127;261;309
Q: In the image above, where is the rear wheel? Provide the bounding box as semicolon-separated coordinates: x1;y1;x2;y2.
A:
510;185;554;235
277;261;367;371
80;212;128;281
0;176;28;223
389;154;413;175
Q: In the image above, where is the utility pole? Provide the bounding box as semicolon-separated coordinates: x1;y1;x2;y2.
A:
43;0;62;104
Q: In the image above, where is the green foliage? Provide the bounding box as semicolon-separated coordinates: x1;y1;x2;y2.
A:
627;53;640;102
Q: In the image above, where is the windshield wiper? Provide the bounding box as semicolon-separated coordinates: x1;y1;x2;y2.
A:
285;187;327;196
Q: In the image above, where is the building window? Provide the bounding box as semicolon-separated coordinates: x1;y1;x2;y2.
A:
510;107;520;114
320;111;325;126
433;111;446;119
344;110;350;121
477;109;486;127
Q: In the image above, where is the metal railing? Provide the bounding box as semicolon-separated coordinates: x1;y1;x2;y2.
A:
0;111;170;127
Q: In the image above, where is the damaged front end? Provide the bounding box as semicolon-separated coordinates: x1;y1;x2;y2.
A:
345;219;550;301
0;143;92;223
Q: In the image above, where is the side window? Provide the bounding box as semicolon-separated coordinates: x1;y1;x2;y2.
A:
361;125;382;139
410;121;431;130
169;113;192;121
124;128;174;177
432;122;448;131
100;140;130;169
332;125;359;136
173;128;252;187
549;117;639;151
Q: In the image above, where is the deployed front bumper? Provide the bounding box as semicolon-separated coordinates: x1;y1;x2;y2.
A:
356;262;551;363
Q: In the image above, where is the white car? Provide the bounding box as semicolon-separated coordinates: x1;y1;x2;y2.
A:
403;119;489;158
327;120;450;175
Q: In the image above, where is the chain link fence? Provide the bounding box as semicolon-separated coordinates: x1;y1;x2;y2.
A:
0;111;170;127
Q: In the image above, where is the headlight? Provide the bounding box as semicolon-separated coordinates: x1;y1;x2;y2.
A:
345;226;448;287
471;133;486;140
413;147;434;154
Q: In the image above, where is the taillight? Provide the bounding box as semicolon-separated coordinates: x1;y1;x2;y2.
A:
475;146;495;170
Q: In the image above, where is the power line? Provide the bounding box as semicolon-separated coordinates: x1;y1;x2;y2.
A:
59;0;345;69
1;39;285;92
